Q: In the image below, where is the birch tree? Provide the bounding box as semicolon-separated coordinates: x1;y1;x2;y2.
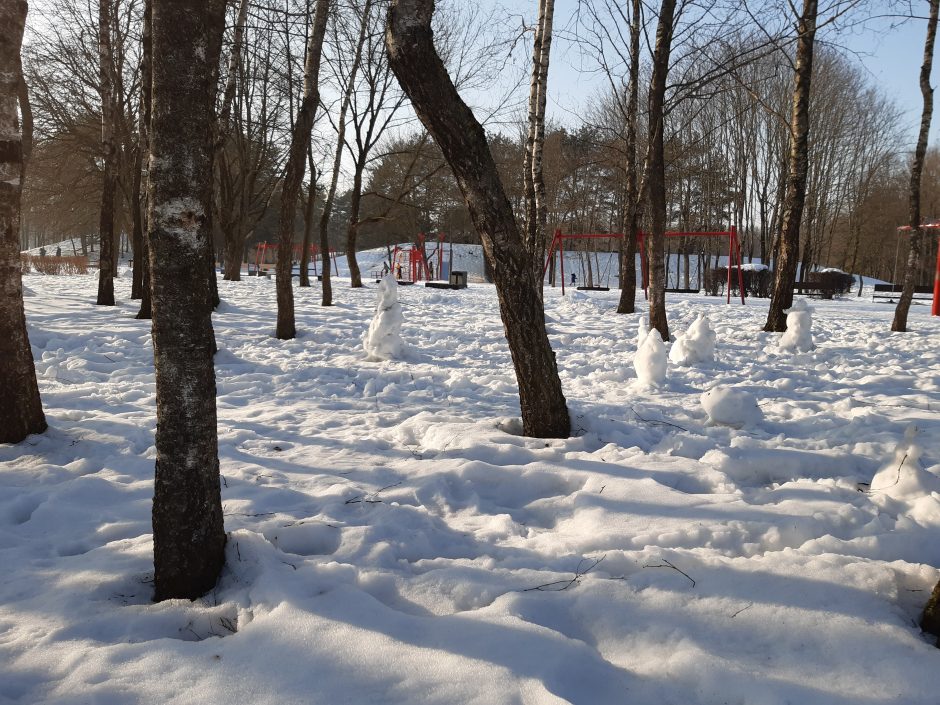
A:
893;0;939;332
96;0;118;306
0;0;47;444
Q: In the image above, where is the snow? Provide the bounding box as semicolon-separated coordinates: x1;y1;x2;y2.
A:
779;298;815;352
634;322;667;388
700;386;762;428
362;274;405;361
669;314;716;365
3;268;940;704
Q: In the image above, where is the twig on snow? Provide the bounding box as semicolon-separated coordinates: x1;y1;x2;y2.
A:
522;555;606;592
643;558;696;587
632;408;689;433
730;601;753;618
867;453;907;493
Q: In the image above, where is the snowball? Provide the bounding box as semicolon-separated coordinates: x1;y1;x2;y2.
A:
635;328;667;387
363;275;405;361
669;315;716;365
701;387;762;427
637;315;650;348
779;299;814;352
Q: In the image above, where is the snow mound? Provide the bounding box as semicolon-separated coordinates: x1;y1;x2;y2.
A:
669;314;715;365
701;387;762;427
869;426;940;523
363;275;405;361
779;298;814;352
635;328;667;387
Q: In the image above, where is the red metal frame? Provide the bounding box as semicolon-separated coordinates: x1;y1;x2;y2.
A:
897;223;940;317
543;227;745;304
391;233;444;283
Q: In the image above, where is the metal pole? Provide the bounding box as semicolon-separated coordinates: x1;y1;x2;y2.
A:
933;236;940;316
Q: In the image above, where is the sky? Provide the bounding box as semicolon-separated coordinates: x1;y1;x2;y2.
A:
484;0;940;144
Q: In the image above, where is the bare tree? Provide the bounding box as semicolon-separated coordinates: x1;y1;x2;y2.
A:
386;0;570;438
0;0;47;444
148;0;227;601
645;0;678;341
275;0;330;339
96;0;118;306
135;0;153;320
893;0;939;332
522;0;555;279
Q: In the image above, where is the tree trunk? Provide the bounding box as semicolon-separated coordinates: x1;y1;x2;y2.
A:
0;0;47;444
893;0;938;332
130;138;144;299
148;0;227;602
616;0;642;314
299;145;317;288
523;0;554;284
386;0;570;438
96;0;117;306
318;0;373;306
345;156;365;287
764;0;818;332
646;0;677;341
275;0;329;339
136;0;153;321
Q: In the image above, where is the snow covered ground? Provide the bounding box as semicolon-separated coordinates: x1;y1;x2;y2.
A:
3;269;940;704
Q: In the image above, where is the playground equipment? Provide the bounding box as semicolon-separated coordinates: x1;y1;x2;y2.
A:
251;242;339;278
894;223;940;316
543;227;745;304
389;233;450;284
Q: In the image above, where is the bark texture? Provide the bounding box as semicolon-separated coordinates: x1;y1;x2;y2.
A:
96;0;117;306
764;0;818;332
616;0;642;315
386;0;570;438
0;0;47;444
892;0;938;332
275;0;330;339
645;0;677;341
135;0;153;320
522;0;554;280
148;0;227;601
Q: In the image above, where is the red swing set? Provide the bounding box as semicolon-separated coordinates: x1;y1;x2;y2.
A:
542;227;745;304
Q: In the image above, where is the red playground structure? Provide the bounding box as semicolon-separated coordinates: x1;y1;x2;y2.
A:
390;233;448;283
542;227;745;304
895;223;940;316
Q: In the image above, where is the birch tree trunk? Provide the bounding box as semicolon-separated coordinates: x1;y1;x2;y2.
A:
0;0;47;444
523;0;554;282
148;0;228;601
386;0;570;438
96;0;117;306
318;0;373;307
893;0;938;333
616;0;642;314
646;0;677;341
275;0;330;339
764;0;818;332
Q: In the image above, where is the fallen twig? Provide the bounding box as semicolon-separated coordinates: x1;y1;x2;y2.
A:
522;556;606;592
632;408;689;433
643;558;696;587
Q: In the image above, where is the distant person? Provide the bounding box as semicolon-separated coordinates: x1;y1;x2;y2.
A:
570;272;576;285
55;246;61;257
396;263;403;279
382;261;390;275
428;262;435;279
39;247;46;258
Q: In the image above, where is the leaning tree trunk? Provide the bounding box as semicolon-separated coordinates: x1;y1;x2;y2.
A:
275;0;330;339
96;0;117;306
645;0;677;341
318;0;372;306
345;155;366;288
893;0;939;333
299;145;317;288
0;0;47;444
386;0;570;438
135;0;153;320
617;0;642;314
148;0;228;601
764;0;818;332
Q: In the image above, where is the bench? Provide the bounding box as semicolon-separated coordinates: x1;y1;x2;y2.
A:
872;284;934;303
792;282;833;299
